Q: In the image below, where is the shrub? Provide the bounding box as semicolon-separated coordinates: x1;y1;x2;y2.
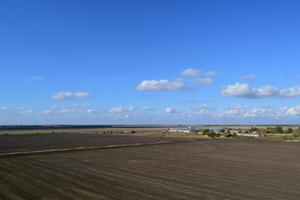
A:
274;126;283;134
202;129;211;135
250;127;259;132
207;131;217;138
203;129;217;138
287;128;293;133
266;127;274;133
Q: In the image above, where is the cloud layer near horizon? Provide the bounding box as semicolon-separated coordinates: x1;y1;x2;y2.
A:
222;82;300;98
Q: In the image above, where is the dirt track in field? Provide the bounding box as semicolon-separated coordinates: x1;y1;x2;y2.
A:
0;136;299;200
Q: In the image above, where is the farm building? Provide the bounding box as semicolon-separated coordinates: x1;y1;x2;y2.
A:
169;127;192;133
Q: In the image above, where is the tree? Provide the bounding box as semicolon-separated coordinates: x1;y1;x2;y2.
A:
274;126;283;133
287;128;293;133
251;127;259;132
202;129;217;138
266;127;274;133
208;131;217;138
203;129;211;135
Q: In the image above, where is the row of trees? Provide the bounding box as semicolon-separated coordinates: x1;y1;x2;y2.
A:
266;126;298;134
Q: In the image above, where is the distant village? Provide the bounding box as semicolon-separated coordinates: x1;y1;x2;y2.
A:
168;126;300;139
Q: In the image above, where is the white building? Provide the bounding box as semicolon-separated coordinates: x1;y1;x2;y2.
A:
169;127;191;133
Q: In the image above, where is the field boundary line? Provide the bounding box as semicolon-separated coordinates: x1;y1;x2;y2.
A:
0;140;192;158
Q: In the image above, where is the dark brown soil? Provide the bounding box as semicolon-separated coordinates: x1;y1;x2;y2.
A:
0;137;299;200
0;134;180;154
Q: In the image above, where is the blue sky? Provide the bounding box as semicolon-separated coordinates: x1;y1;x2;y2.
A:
1;0;300;124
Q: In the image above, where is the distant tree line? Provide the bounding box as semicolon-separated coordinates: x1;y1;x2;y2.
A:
266;126;294;134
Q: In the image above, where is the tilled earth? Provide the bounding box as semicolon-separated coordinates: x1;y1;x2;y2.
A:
0;134;179;154
0;136;299;200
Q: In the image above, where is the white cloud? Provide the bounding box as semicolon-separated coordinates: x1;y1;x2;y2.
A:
109;106;134;113
182;68;216;85
222;82;300;98
137;68;216;91
52;92;90;100
195;77;213;84
182;68;201;77
240;74;256;80
75;92;90;98
177;104;300;119
275;105;300;117
279;86;300;97
165;107;180;114
137;80;184;91
222;83;257;98
186;104;274;119
86;109;97;114
218;104;300;118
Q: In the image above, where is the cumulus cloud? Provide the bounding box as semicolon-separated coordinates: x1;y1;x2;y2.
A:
218;104;300;118
52;92;90;100
165;107;180;114
222;83;257;98
174;103;300;119
240;74;256;80
182;68;216;85
137;80;184;91
182;68;201;77
183;104;300;119
109;106;134;113
137;68;216;91
275;105;300;117
221;82;300;98
195;77;213;84
279;86;300;97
